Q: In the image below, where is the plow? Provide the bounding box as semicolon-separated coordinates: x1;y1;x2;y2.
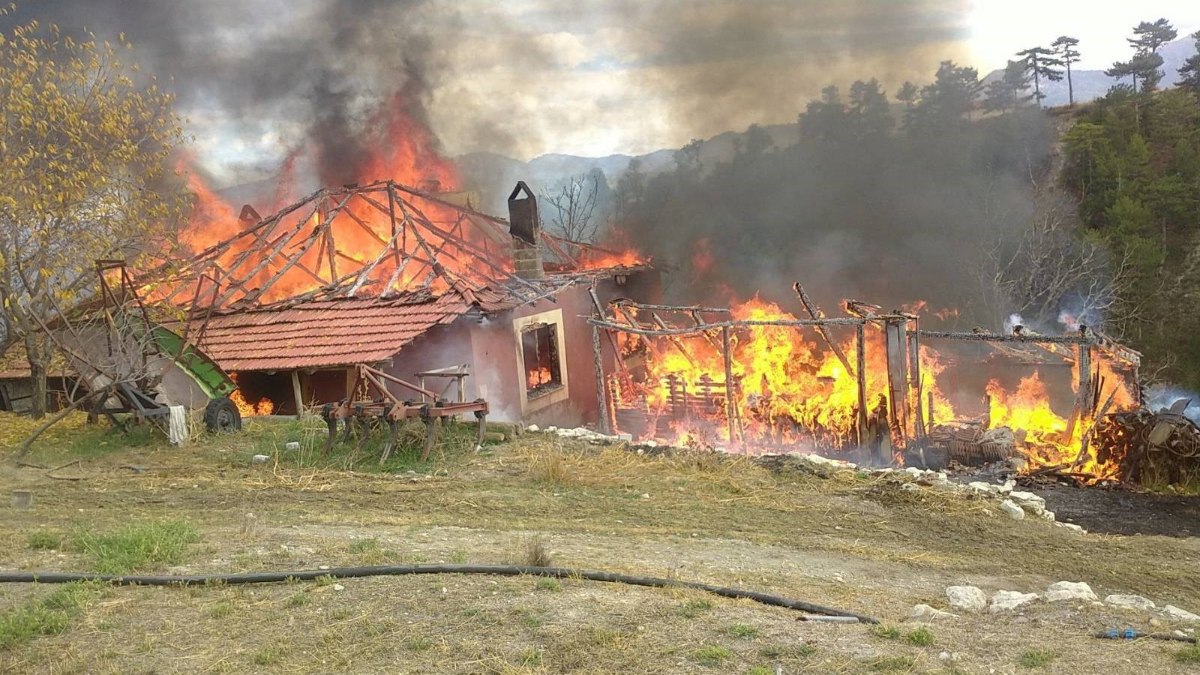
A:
320;364;488;464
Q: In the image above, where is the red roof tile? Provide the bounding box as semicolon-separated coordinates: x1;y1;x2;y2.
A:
193;292;470;371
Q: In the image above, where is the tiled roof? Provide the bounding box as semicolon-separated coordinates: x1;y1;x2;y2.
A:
193;291;470;372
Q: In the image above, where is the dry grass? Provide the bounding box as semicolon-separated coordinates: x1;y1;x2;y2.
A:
1;421;1199;673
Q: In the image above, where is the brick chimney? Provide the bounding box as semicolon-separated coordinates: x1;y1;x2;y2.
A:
507;181;543;280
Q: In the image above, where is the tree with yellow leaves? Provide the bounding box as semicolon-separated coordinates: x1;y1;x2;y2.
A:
0;17;188;418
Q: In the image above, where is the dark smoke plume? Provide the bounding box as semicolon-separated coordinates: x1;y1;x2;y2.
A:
2;0;445;188
3;1;973;175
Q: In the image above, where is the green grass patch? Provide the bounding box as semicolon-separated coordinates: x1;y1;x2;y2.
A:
252;644;286;666
0;582;103;651
257;417;482;474
679;598;715;618
208;601;233;619
535;578;562;592
727;623;759;639
1175;644;1200;664
1018;649;1056;668
747;667;773;675
520;646;543;667
870;655;916;671
73;520;200;574
693;644;732;667
407;636;434;652
348;538;380;554
27;531;63;550
905;626;934;646
286;591;310;607
872;624;901;640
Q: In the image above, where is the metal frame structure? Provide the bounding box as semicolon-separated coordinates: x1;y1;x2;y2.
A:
320;364;488;464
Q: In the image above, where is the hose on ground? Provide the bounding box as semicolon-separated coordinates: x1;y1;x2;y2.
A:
1094;629;1197;644
0;564;877;623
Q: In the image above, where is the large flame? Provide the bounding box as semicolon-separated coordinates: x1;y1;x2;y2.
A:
616;297;1135;480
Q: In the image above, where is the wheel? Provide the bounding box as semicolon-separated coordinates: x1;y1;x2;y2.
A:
204;397;242;433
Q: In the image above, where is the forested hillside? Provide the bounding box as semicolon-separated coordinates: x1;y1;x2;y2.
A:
1063;69;1200;387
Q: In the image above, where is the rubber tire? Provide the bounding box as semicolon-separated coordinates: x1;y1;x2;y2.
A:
204;397;242;433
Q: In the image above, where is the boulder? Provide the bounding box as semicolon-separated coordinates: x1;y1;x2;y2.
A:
1045;581;1097;602
946;585;988;613
1008;490;1047;516
1162;605;1200;622
910;604;958;621
1104;594;1156;611
990;591;1039;612
999;500;1025;520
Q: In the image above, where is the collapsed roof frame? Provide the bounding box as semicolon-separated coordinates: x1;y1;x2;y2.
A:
137;180;627;314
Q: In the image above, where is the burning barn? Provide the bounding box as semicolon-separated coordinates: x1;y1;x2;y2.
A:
146;180;656;428
587;285;1160;483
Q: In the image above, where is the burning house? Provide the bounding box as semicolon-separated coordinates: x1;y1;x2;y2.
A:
145;180;655;429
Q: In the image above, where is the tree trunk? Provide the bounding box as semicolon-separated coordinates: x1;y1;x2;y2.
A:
24;332;48;419
1066;63;1074;107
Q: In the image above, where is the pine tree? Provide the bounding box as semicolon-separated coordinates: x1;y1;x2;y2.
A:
1178;31;1200;95
984;60;1034;114
1016;46;1064;105
1127;18;1178;56
1051;36;1081;106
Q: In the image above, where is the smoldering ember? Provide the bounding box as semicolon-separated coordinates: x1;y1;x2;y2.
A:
3;4;1200;673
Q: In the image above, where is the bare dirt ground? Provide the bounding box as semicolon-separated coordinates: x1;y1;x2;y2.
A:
1;417;1199;673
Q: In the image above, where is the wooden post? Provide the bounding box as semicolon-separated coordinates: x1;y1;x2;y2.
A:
1077;343;1093;419
907;331;925;439
722;326;736;446
855;322;868;441
291;370;304;419
592;325;612;435
792;282;854;377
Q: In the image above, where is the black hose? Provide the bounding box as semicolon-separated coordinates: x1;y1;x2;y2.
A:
1098;628;1196;643
0;564;877;623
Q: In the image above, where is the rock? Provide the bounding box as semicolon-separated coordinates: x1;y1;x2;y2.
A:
968;481;999;495
526;424;540;433
333;583;345;591
1162;605;1200;622
285;441;300;451
999;500;1025;520
1040;510;1056;522
904;467;923;478
1009;491;1047;516
938;651;959;662
900;483;919;492
617;433;633;442
1045;581;1097;602
946;585;988;612
990;591;1039;612
1057;522;1087;534
1104;594;1156;611
546;426;558;433
1000;479;1016;494
910;604;958;621
251;454;270;464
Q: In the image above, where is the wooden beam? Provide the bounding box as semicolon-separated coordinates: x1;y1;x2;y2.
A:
291;369;304;419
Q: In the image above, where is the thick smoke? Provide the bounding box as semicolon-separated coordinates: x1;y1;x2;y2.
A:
2;0;444;187
4;1;973;175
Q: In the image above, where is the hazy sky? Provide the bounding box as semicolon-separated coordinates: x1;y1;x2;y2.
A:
968;1;1199;71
